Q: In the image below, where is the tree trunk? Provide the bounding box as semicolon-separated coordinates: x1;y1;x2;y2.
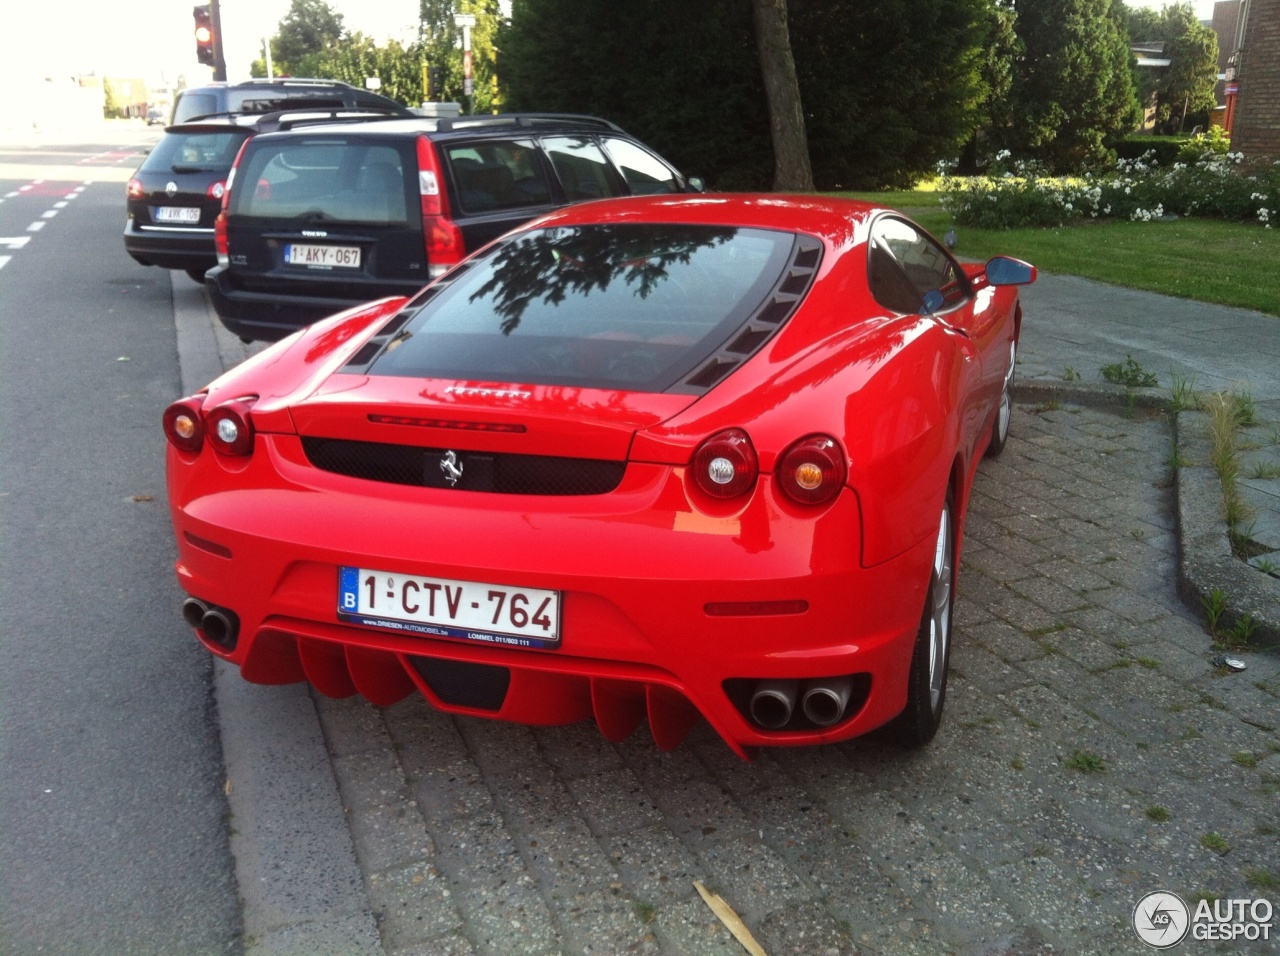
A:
752;0;814;191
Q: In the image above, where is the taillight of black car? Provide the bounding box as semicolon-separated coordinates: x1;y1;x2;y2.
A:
416;136;464;278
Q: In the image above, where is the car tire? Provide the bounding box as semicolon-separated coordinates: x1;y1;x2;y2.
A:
888;494;954;748
186;268;208;284
985;340;1016;458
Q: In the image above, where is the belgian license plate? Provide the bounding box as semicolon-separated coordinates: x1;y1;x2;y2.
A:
286;243;361;269
337;566;561;649
154;206;200;224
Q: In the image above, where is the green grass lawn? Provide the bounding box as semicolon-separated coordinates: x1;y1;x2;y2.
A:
838;190;1279;316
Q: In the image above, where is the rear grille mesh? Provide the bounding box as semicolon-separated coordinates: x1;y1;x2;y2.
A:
302;437;625;495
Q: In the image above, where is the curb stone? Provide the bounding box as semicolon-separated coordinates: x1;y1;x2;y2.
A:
1013;378;1280;653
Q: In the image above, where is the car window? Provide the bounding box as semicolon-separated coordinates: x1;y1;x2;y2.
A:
541;136;620;201
141;130;250;172
445;140;551;213
172;92;218;123
233;140;410;224
601;137;680;195
368;223;797;392
867;217;969;313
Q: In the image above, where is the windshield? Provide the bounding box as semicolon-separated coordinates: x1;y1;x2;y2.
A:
368;222;799;392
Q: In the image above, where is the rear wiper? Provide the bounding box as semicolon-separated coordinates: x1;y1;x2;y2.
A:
170;164;216;174
298;210;337;222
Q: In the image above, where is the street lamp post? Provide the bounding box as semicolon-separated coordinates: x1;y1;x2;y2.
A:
454;13;476;114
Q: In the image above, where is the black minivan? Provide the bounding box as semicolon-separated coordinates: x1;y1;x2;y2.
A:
206;114;703;341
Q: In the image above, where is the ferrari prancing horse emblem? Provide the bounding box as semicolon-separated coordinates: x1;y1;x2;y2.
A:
440;450;463;486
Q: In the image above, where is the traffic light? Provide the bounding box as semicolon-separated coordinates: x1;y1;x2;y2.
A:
428;66;443;100
193;5;215;67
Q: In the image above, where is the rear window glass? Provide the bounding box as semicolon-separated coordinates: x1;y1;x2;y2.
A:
141;129;251;173
231;139;410;224
446;140;551;213
369;223;798;391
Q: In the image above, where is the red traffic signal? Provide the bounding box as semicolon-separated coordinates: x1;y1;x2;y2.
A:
193;5;215;67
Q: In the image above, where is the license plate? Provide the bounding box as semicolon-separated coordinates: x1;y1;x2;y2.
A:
154;206;200;224
337;566;561;649
286;243;361;269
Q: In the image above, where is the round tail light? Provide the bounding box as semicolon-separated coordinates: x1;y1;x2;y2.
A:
205;400;255;456
163;397;205;453
777;435;846;505
692;429;758;499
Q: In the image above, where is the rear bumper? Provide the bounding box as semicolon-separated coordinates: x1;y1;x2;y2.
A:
122;221;216;271
168;436;936;754
206;265;425;342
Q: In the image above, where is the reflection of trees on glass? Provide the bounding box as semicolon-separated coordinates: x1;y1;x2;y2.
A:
470;224;737;335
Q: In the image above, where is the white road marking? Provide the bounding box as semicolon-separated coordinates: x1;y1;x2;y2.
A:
41;210;57;219
0;256;10;271
26;221;45;232
0;237;32;250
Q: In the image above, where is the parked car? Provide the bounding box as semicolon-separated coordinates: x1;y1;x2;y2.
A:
164;194;1035;757
146;106;166;126
125;105;413;283
171;77;407;124
205;113;705;341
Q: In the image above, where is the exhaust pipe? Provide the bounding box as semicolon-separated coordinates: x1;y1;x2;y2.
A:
749;679;798;730
182;597;210;629
801;677;854;727
200;607;240;647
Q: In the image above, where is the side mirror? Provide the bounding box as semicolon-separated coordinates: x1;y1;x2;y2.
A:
985;256;1037;286
685;176;706;194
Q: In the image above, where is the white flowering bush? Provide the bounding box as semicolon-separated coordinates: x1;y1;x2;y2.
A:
940;149;1279;230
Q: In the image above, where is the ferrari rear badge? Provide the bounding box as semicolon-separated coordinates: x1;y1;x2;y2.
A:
440;450;463;486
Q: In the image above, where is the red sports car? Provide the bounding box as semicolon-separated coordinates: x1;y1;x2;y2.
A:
164;195;1035;759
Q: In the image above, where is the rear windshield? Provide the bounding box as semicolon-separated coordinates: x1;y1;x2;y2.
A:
230;138;411;224
369;223;798;391
141;129;251;173
173;88;360;123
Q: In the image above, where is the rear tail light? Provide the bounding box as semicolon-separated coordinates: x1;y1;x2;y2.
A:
163;396;257;457
207;180;226;201
416;136;464;277
127;178;144;200
206;400;256;456
163;398;205;453
214;211;228;267
777;435;846;505
692;429;758;499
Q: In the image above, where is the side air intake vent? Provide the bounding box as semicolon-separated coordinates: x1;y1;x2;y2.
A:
674;235;822;395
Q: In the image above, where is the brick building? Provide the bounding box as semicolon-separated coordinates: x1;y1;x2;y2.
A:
1226;0;1280;164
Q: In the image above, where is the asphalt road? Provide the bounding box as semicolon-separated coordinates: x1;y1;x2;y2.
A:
0;133;241;953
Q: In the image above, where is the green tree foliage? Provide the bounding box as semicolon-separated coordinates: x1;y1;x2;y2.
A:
270;0;347;76
419;0;502;113
790;0;992;188
500;0;996;190
1127;2;1219;133
1006;0;1140;170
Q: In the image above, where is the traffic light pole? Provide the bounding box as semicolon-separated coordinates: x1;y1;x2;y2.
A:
210;0;227;81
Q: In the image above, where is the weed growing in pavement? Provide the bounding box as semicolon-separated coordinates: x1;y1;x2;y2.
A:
1249;460;1280;480
1065;750;1106;773
1010;757;1025;771
1102;355;1159;388
1136;657;1159;669
1032;401;1062;413
632;901;657;924
1247;869;1280;892
1169;372;1201;412
1062;366;1081;382
1225;614;1259;645
1232;751;1259;768
1255;556;1278;574
1200;832;1231;854
1145;805;1172;822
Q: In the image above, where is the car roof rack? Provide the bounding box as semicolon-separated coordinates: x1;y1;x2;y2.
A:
434;113;624;134
261;107;415;131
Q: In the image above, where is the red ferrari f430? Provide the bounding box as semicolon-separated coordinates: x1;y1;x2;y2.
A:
164;195;1035;758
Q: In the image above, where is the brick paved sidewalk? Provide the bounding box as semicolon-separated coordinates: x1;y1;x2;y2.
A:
313;402;1280;956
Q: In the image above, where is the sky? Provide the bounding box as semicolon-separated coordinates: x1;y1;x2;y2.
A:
0;0;1220;91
